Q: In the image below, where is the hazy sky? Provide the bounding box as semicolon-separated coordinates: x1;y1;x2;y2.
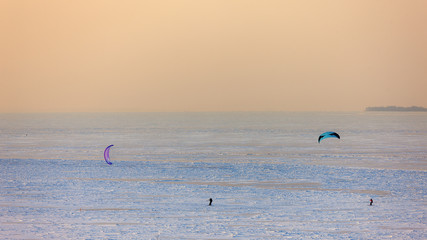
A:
1;0;426;112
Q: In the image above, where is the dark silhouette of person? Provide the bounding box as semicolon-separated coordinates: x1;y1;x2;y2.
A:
370;199;373;206
209;198;212;206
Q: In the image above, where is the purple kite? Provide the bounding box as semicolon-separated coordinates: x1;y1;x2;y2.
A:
104;145;114;165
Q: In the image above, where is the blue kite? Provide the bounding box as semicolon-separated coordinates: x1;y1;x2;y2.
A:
318;132;340;143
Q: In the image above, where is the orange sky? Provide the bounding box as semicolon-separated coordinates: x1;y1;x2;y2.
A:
1;0;426;112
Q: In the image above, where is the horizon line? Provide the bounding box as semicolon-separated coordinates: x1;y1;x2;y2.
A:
0;110;372;114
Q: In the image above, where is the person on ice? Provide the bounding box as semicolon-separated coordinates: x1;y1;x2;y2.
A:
370;199;373;206
209;198;213;206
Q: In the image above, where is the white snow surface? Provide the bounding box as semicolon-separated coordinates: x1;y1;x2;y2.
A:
0;112;426;239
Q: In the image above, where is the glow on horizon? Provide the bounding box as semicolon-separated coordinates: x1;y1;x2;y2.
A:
1;0;426;113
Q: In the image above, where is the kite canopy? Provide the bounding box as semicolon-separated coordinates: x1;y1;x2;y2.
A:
318;132;340;143
104;145;114;165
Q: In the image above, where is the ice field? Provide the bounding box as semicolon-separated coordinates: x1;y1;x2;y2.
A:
0;112;426;239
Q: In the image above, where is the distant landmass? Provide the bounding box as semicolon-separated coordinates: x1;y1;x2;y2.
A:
365;106;427;112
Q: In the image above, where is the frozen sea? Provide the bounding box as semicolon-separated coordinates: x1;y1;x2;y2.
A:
0;112;426;239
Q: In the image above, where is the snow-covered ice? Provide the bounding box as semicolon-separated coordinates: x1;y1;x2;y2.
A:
0;112;426;239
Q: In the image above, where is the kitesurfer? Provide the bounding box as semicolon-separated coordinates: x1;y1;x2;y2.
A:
209;198;212;206
370;199;373;206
